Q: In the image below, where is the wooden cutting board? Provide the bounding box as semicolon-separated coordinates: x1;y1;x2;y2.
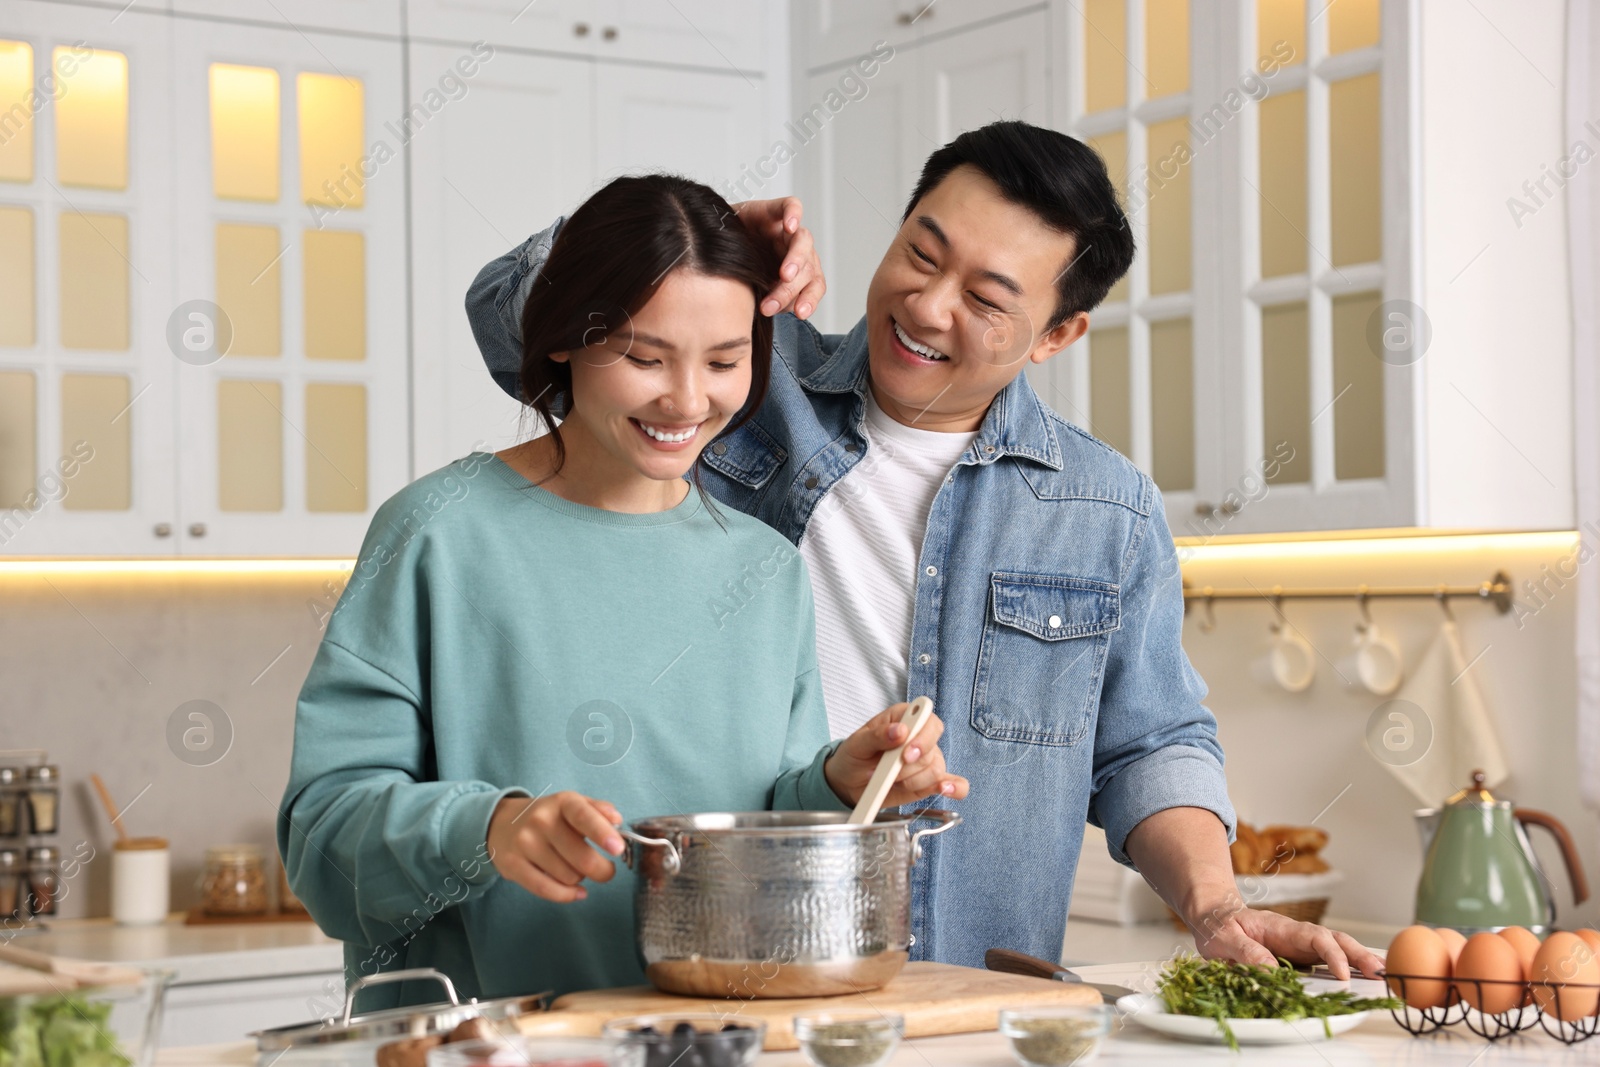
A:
514;962;1101;1050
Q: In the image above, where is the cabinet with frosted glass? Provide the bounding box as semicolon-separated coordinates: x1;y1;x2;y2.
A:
0;2;407;556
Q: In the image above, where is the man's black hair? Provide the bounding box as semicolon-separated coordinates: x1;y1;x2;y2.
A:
903;120;1136;330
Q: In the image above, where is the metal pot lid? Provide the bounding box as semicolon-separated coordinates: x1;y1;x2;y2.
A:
1445;769;1508;807
251;968;550;1052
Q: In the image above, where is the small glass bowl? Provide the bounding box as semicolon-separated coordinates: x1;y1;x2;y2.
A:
428;1035;642;1066
601;1013;766;1067
791;1010;904;1067
999;1005;1112;1066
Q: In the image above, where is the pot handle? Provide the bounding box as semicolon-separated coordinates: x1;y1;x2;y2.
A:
618;827;681;876
340;967;459;1025
907;808;962;863
1515;807;1590;905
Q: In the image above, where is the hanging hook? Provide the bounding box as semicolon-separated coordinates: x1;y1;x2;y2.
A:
1355;587;1372;630
1269;593;1287;633
1436;587;1456;622
1199;591;1216;633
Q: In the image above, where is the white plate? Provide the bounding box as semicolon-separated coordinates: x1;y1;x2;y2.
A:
1116;994;1371;1045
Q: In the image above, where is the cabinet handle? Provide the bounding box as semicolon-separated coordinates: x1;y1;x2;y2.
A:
1193;502;1214;517
153;523;172;538
188;523;207;538
1218;499;1242;516
573;22;590;36
602;26;618;40
898;5;933;24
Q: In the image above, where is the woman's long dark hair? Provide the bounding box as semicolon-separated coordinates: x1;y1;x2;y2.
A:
518;174;777;481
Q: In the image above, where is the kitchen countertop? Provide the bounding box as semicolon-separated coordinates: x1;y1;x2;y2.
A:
10;914;342;984
159;955;1600;1065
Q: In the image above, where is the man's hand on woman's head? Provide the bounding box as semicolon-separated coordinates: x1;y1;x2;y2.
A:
825;702;971;809
730;197;827;320
486;791;624;903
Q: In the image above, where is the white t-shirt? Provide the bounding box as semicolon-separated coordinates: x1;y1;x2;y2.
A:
799;391;979;738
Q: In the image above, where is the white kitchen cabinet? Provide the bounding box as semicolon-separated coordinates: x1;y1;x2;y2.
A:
168;18;411;556
594;64;765;187
161;970;344;1048
169;0;403;38
405;0;603;58
0;3;181;556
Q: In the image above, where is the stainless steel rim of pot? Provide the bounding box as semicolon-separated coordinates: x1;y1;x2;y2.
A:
622;808;962;873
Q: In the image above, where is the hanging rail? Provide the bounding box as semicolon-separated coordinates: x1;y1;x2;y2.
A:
1181;570;1513;616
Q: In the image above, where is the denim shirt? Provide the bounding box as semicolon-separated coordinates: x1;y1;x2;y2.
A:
465;220;1236;969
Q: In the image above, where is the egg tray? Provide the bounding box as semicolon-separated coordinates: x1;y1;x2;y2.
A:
1382;972;1600;1045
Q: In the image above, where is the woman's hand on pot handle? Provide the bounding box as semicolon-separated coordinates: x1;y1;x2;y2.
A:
825;703;971;808
486;791;625;903
730;196;826;320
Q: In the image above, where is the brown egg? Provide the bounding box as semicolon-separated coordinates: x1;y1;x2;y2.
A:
1532;932;1600;1020
1385;925;1451;1009
1434;928;1467;966
1497;926;1541;1005
1453;932;1524;1015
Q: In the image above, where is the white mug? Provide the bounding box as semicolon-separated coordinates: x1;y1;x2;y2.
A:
112;837;170;925
1251;624;1316;692
1338;623;1404;696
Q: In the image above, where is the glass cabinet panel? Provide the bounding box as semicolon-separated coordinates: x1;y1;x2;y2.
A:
1084;0;1127;114
304;229;365;360
305;382;366;512
215;222;282;357
1330;73;1381;267
60;373;131;510
0;41;33;183
0;206;34;346
1257;0;1305;64
1259;90;1307;278
1144;0;1188;99
54;46;128;190
1149;317;1194;492
1332;289;1384;480
209;64;280;202
217;380;283;511
1261;302;1310;484
1088;132;1129;303
59;212;130;351
1147;118;1191;295
1329;0;1381;54
1088;326;1132;459
0;370;35;508
298;72;364;208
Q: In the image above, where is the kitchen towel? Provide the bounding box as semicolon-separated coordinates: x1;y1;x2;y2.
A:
1380;619;1509;806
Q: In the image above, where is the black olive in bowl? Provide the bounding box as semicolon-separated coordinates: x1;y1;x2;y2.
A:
601;1014;765;1067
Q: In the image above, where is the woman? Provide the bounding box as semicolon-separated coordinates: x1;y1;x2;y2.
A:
278;175;967;1008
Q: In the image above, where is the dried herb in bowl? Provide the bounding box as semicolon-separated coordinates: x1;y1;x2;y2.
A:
1156;953;1401;1051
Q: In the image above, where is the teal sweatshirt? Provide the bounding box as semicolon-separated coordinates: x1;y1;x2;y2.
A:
278;453;845;1007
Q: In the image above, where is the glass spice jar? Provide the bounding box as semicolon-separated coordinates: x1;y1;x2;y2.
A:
0;768;21;838
26;846;59;917
24;764;60;835
0;848;23;921
198;845;269;917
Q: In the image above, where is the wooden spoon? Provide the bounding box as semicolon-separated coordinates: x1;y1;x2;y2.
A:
90;773;128;843
848;696;937;825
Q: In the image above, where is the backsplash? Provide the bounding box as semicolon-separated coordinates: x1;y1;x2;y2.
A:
3;532;1593;935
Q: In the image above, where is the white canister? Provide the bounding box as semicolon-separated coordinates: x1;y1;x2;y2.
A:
112;837;170;925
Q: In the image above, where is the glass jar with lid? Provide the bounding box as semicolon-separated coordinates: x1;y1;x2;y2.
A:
26;845;59;916
0;848;23;921
24;764;59;834
197;845;269;917
0;768;21;837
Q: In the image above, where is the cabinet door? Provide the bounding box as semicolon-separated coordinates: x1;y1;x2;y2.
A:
603;1;767;73
169;0;402;37
406;0;603;57
594;63;765;190
171;20;409;556
408;45;594;476
0;3;179;556
793;0;922;72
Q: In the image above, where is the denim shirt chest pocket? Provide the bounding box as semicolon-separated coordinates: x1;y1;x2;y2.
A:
698;422;788;504
972;572;1122;746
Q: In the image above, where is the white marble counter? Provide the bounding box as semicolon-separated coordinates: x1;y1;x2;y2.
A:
12;914;341;984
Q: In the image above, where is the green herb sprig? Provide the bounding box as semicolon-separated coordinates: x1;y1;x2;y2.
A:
1155;953;1401;1051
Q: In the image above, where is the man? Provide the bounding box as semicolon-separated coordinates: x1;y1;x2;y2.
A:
466;121;1383;979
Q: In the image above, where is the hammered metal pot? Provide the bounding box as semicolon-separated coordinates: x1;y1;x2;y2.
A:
618;809;961;998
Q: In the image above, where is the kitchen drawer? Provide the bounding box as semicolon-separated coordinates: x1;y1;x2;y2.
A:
161;972;344;1049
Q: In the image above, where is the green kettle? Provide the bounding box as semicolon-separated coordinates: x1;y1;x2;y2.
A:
1415;770;1590;934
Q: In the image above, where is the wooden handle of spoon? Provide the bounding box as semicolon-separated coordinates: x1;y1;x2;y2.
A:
848;696;936;825
90;773;128;842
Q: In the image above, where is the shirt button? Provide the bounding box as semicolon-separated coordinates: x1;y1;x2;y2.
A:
805;475;819;489
844;442;859;453
1048;614;1063;629
925;566;936;576
918;653;931;665
984;444;996;453
711;442;727;456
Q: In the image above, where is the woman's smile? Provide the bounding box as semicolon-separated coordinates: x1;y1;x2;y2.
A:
630;417;705;449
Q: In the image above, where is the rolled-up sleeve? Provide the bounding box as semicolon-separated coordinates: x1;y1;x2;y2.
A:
464;217;566;401
1087;479;1236;868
